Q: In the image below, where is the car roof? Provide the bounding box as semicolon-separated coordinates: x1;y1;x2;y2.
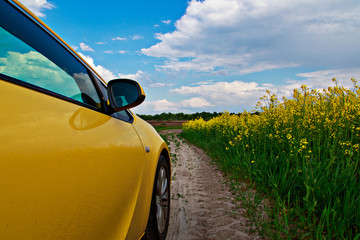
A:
9;0;108;86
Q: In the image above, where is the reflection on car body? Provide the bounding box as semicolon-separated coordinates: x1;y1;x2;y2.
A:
0;1;170;239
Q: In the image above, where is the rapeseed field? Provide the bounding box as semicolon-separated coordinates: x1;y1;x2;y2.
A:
182;78;360;239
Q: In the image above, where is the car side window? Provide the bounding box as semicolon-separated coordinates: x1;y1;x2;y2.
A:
0;2;101;110
112;110;133;122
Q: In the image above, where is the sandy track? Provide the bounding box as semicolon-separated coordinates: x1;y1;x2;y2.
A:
161;130;261;240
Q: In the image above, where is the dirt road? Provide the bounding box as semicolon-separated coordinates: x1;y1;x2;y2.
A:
161;130;261;240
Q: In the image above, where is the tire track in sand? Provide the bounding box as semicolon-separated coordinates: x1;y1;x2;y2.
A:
161;130;262;240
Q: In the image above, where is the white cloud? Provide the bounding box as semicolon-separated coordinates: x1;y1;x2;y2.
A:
119;70;154;86
119;70;144;81
112;36;127;41
112;35;143;41
267;68;360;103
170;80;268;108
165;67;360;112
78;53;116;81
18;0;54;18
191;80;214;85
162;20;172;25
132;35;144;40
149;83;174;88
296;68;360;89
78;53;151;84
95;41;107;45
152;99;179;111
104;50;114;54
80;43;95;52
262;83;274;88
137;99;180;112
180;97;214;108
154;24;160;28
118;50;128;54
134;66;360;114
135;67;359;114
142;0;360;74
133;97;213;114
239;62;299;75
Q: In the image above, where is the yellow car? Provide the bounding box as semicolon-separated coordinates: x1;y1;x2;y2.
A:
0;1;170;239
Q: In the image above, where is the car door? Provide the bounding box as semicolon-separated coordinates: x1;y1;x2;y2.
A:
0;2;146;239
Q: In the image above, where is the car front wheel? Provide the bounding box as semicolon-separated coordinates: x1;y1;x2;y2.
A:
144;155;170;240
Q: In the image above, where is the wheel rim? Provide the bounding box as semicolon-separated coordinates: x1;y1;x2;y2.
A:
155;166;169;234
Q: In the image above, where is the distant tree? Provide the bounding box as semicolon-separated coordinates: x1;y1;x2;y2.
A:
137;111;223;121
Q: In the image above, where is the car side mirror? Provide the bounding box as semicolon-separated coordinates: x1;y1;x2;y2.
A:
107;78;146;112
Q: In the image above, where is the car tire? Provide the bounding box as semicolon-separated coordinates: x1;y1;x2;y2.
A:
144;155;170;240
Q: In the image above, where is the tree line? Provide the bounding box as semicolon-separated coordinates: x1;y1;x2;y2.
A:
137;111;259;121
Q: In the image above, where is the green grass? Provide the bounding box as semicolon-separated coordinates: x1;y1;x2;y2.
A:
154;125;182;132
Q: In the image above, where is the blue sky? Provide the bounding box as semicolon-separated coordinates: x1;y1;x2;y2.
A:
19;0;360;114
